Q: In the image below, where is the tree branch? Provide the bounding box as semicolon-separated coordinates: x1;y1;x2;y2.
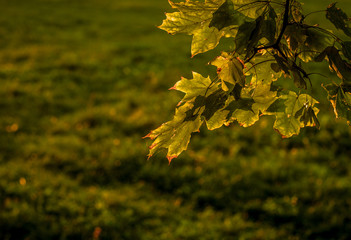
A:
245;0;290;62
275;0;290;47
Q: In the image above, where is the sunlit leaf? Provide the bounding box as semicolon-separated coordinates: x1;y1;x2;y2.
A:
145;102;203;163
273;113;301;138
170;72;217;102
232;81;277;127
202;89;229;120
191;28;225;56
147;0;351;161
323;83;351;124
211;52;245;91
225;97;255;119
336;88;351;124
231;0;272;19
159;0;237;56
246;54;280;85
271;92;319;138
266;98;287;114
205;95;234;130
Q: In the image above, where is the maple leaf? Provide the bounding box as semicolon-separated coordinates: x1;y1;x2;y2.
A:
159;0;239;56
211;52;245;91
169;72;217;102
204;95;234;130
146;0;351;162
233;81;277;127
246;54;281;85
145;102;203;164
323;83;351;125
269;92;319;138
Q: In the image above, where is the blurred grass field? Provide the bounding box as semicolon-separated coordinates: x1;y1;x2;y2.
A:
1;0;351;239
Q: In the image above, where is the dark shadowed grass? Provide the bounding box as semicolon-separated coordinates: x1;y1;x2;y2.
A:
0;0;351;239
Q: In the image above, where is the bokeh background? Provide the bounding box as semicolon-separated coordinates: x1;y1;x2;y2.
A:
1;0;351;239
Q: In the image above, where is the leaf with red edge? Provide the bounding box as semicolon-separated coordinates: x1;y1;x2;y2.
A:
211;52;245;91
145;102;203;163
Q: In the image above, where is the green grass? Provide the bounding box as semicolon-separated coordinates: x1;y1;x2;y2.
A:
1;0;351;239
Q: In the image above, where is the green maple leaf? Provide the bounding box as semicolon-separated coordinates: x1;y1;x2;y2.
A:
270;92;319;138
204;95;234;130
205;109;231;130
204;95;257;130
246;54;281;85
146;72;232;162
273;113;301;138
284;23;333;63
298;106;320;129
265;98;287;117
169;72;218;102
145;102;203;164
211;52;245;91
231;0;272;19
323;83;351;124
201;89;228;120
159;0;238;56
146;0;351;161
227;81;277;127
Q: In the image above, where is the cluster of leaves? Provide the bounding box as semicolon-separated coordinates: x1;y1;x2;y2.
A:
145;0;351;163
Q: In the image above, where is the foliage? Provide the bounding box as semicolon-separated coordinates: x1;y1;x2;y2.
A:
2;0;351;239
145;0;351;162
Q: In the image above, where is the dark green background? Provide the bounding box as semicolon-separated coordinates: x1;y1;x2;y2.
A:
0;0;350;239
